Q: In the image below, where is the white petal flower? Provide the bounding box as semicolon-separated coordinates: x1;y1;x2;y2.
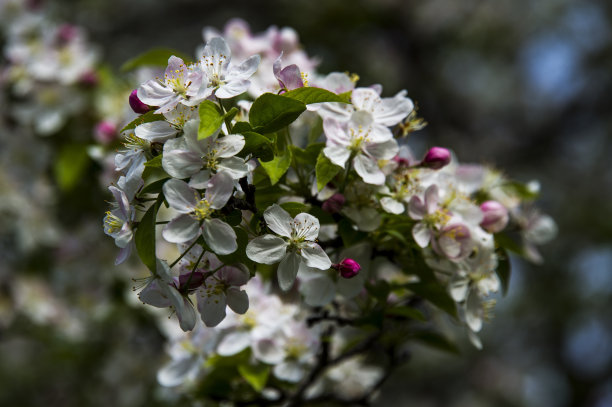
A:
246;204;330;290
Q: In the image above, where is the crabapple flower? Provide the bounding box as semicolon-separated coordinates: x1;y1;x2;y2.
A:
319;87;413;141
408;184;448;248
479;200;509;233
138;259;197;331
422;146;451;170
161;173;237;255
323;116;399;185
137;56;208;114
194;253;249;327
246;204;331;291
162;119;247;183
103;186;135;265
201;37;260;99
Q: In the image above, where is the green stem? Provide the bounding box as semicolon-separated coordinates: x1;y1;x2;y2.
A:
170;239;199;268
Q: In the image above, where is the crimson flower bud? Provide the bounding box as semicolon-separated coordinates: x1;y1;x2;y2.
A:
480;201;509;233
422;147;451;170
333;258;361;279
129;89;151;114
322;193;345;214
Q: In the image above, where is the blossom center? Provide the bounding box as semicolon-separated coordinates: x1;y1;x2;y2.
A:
104;211;124;234
192;198;212;221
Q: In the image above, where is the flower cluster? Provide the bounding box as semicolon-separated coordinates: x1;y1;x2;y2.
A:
103;19;556;404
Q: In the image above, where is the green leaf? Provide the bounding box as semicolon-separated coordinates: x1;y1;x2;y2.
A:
291;143;324;166
135;195;163;272
54;144;90;191
366;280;391;301
224;209;243;226
412;331;460;355
407;281;458;319
121;111;165;133
232;121;253;133
238;364;270;392
308;206;335;225
386;306;426;321
240;131;274;161
224;107;239;123
495;232;524;255
120;48;192;72
198;100;224;139
139;177;169;195
315;151;342;191
338;91;353;103
496;248;511;296
143;155;163;168
282;87;351;104
259;147;292;185
280;202;311;217
249;93;306;133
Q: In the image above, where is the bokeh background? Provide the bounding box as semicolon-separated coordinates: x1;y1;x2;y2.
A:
1;0;611;406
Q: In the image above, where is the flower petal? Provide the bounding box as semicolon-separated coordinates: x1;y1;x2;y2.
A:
277;251;301;291
412;222;431;248
205;171;234;209
163;214;200;243
226;287;249;314
134;121;178;142
217;331;251;356
353;154;385;185
163;179;198;213
264;204;293;238
246;235;288;264
197;287;227;327
202;218;237;255
301;243;331;270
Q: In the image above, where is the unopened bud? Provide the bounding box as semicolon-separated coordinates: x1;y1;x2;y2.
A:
79;71;98;87
129;89;151;114
422;147;451;170
322;193;345;214
479;201;509;233
94;121;117;144
179;272;206;292
333;258;361;279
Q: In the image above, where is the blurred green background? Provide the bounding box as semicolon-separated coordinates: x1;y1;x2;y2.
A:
2;0;612;405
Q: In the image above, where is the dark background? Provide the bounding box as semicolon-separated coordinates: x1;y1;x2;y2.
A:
4;0;612;405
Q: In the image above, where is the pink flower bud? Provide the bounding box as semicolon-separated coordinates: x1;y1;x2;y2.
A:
94;121;117;144
129;89;151;114
333;258;361;279
480;201;509;233
322;193;345;214
422;147;451;170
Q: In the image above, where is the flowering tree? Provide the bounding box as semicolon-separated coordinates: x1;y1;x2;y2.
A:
104;19;556;405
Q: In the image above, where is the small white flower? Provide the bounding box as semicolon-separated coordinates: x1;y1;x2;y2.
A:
162;173;237;255
162;119;248;185
323;116;398;185
137;56;208;114
246;204;331;291
103;186;135;265
201;37;260;99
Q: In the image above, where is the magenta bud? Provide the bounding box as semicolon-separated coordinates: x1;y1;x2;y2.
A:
58;24;78;43
129;89;151;114
480;201;509;233
94;121;117;144
333;258;361;279
422;147;451;170
179;272;206;291
322;193;345;214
